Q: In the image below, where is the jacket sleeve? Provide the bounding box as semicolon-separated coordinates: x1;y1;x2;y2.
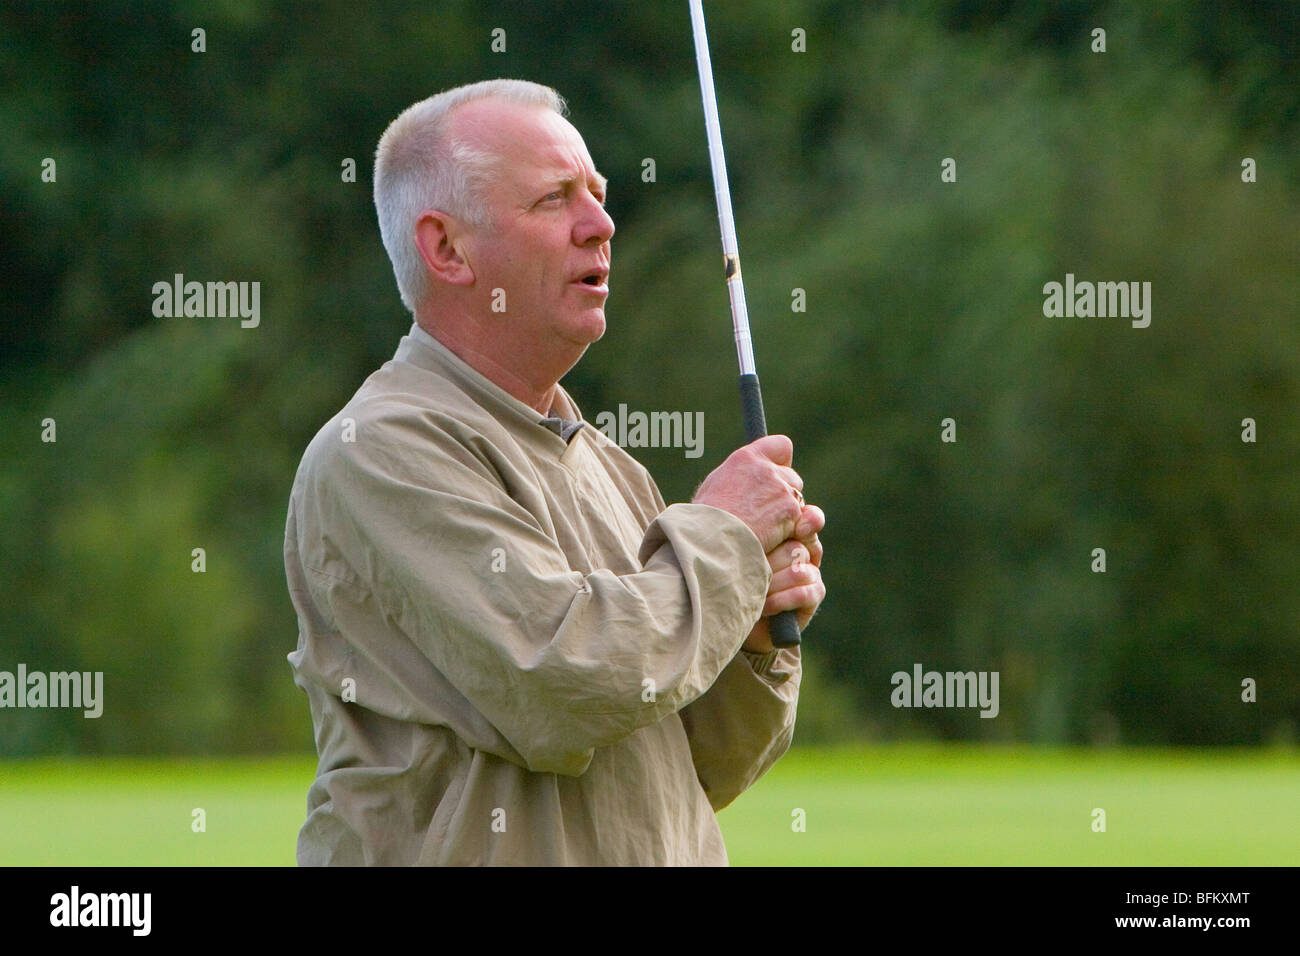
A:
677;646;801;810
295;405;772;777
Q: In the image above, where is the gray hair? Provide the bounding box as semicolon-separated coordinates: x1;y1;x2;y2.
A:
373;79;568;314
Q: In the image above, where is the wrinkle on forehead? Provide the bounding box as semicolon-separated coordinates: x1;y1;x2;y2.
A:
537;140;606;191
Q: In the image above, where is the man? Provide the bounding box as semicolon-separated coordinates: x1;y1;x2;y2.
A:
285;79;825;865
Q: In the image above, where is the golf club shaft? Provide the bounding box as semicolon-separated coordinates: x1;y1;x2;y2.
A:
689;0;801;649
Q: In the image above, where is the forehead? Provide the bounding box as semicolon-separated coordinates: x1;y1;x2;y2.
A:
450;99;602;188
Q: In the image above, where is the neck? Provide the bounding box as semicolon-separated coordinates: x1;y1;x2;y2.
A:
416;312;569;415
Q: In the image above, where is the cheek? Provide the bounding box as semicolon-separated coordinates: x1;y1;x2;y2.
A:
491;229;569;292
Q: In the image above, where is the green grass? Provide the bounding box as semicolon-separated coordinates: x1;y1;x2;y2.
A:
718;744;1300;865
1;744;1295;865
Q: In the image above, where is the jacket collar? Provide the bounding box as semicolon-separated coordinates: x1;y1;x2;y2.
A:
397;322;586;453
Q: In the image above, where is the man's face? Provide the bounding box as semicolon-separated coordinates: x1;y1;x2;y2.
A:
452;99;614;352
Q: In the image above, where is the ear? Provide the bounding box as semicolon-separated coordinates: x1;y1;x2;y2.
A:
415;210;476;286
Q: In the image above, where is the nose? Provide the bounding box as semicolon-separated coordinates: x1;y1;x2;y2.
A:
575;192;614;247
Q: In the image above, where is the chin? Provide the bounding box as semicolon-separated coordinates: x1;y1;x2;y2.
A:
573;310;606;343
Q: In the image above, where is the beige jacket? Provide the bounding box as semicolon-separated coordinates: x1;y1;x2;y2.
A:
285;323;800;865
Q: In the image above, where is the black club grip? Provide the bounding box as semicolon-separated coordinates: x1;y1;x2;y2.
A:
738;373;802;648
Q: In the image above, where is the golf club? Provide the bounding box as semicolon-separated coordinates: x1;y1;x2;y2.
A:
689;0;802;649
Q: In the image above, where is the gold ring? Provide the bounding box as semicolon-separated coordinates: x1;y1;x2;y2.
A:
792;488;804;506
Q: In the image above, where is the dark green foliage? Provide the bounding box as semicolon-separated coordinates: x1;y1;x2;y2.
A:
1;1;1295;752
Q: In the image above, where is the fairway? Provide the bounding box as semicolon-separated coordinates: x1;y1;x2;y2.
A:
1;744;1295;866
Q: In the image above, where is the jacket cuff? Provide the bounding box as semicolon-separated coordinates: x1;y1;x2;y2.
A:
741;647;799;685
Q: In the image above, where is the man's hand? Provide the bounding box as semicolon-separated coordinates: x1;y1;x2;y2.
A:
743;504;825;653
691;435;805;554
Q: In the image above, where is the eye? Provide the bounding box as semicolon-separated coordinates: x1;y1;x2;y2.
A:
543;190;563;203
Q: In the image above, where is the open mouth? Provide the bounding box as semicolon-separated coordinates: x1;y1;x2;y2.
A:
573;271;609;292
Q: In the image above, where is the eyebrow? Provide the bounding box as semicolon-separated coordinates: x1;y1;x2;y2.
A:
550;171;607;196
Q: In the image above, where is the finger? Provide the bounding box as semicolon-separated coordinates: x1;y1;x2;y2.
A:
786;527;823;569
799;533;822;568
749;434;793;467
767;538;814;573
761;572;826;623
762;589;825;630
764;562;823;606
794;504;824;540
766;528;822;573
